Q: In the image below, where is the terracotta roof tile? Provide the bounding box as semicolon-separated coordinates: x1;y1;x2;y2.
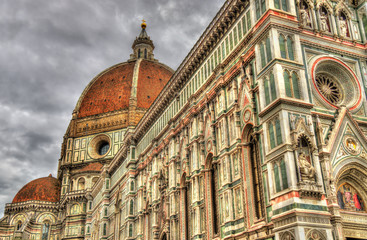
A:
12;175;61;204
77;162;103;173
77;60;173;119
137;60;172;109
78;62;135;118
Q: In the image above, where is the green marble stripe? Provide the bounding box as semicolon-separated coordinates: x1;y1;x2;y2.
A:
272;203;328;215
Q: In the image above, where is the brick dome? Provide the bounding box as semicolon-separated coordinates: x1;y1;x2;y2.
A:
76;59;173;118
12;175;61;204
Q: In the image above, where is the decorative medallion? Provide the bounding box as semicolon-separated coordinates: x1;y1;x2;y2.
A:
243;109;251;122
343;136;360;155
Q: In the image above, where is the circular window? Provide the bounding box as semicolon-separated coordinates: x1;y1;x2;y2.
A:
311;57;362;110
88;134;111;159
315;73;342;105
98;142;110;155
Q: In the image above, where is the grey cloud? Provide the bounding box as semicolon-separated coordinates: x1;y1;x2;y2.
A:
0;0;224;217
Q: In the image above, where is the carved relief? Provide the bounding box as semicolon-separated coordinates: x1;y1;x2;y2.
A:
343;136;361;155
305;228;327;240
280;230;296;240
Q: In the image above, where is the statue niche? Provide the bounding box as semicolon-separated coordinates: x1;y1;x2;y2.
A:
319;7;331;33
298;138;316;181
290;115;323;199
299;1;312;28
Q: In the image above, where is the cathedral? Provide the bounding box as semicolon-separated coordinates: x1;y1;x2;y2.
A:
1;0;367;239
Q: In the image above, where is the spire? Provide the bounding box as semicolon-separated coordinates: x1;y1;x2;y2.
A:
130;20;155;61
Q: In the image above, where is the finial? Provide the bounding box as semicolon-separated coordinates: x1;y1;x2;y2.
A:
141;19;147;29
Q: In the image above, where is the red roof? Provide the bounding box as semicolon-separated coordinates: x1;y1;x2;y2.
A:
137;60;173;109
12;175;61;204
77;60;173;118
77;162;103;173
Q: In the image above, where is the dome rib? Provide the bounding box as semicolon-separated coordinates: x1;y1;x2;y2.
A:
76;59;173;119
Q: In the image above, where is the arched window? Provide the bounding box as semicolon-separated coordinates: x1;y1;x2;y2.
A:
208;155;219;235
362;14;367;39
279;34;286;58
71;204;80;215
92;177;99;187
273;159;288;192
287;37;294;60
284;71;301;99
78;178;85;190
129;223;133;237
103;223;107;235
268;117;282;149
130;181;135;192
138;49;141;58
249;134;264;219
259;37;272;68
144;48;147;59
255;0;266;19
274;0;288;11
70;181;74;191
279;34;294;60
264;73;277;106
41;221;50;240
181;174;190;239
129;199;134;215
16;221;22;231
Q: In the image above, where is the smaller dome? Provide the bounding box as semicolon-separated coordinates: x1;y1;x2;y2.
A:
12;175;61;204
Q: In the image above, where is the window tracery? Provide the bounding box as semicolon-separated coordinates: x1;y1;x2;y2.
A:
279;34;295;61
284;70;301;99
267;116;283;149
263;72;277;106
259;36;272;68
274;0;288;12
272;159;288;192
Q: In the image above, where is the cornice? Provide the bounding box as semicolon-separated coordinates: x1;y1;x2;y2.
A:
133;0;249;142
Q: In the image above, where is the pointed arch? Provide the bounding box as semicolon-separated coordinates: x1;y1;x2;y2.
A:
180;172;190;239
204;153;219;236
241;124;265;219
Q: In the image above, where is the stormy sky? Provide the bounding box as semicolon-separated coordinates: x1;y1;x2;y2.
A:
0;0;224;217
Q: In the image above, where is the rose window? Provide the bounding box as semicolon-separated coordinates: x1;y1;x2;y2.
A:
315;73;342;105
311;57;362;110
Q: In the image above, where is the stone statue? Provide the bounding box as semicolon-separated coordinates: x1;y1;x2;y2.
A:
300;5;311;27
298;152;316;181
320;11;329;32
339;17;348;37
